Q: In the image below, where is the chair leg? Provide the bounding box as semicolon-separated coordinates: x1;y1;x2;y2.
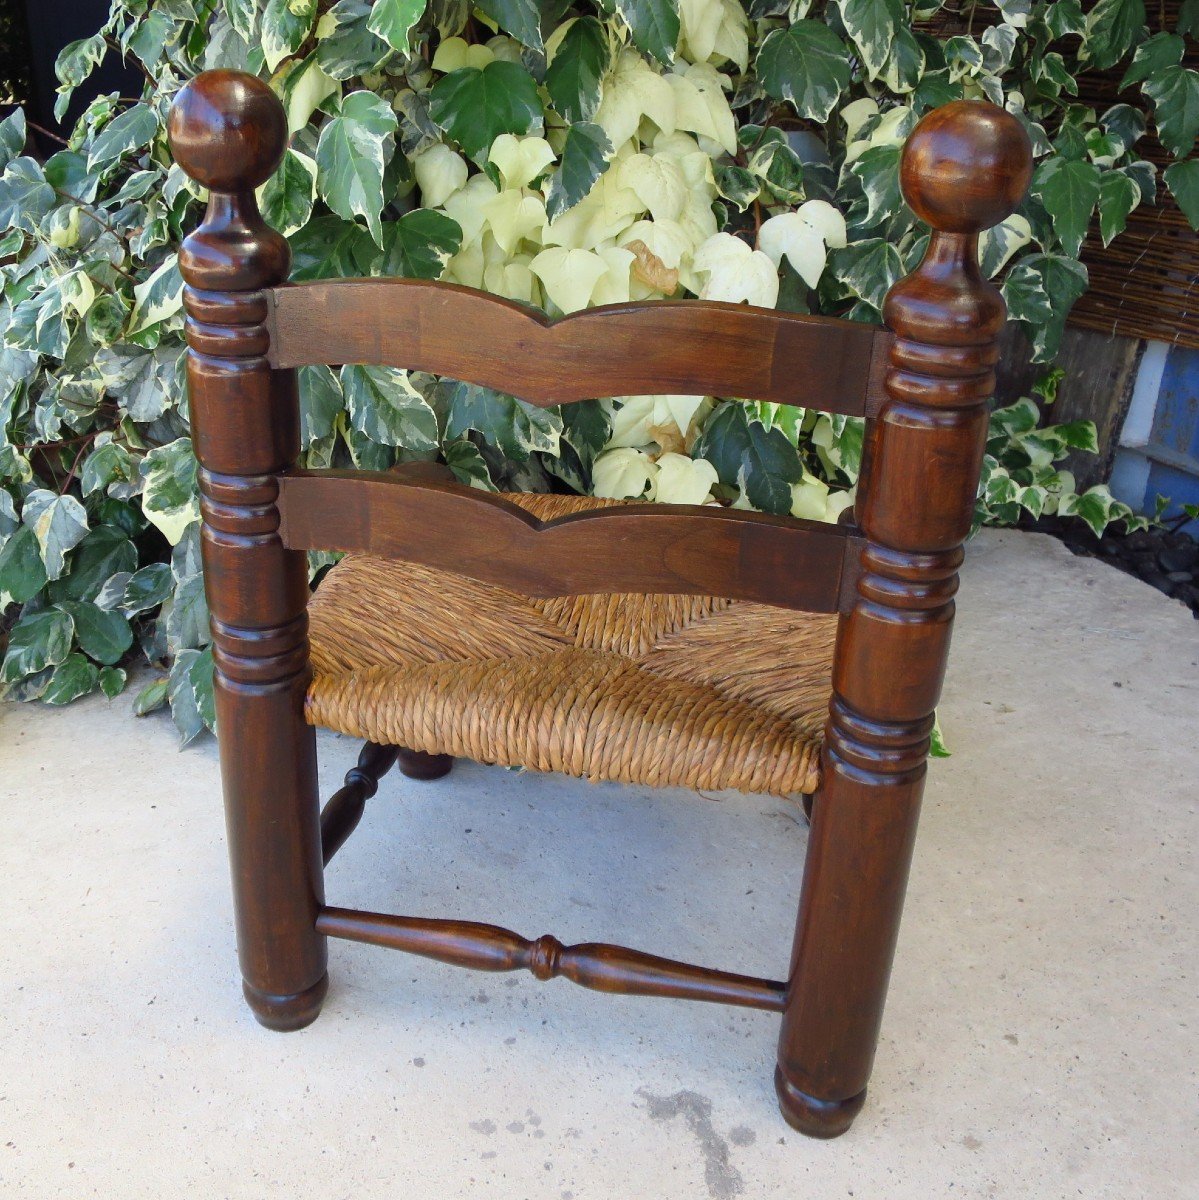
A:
774;731;925;1137
215;663;328;1032
397;748;454;780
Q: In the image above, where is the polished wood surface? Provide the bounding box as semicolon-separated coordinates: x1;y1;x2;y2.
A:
320;742;398;865
277;468;863;613
774;99;1032;1137
169;70;328;1032
268;280;890;414
317;907;787;1012
169;70;1032;1138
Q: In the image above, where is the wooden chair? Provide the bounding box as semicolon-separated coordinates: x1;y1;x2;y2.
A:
167;71;1030;1138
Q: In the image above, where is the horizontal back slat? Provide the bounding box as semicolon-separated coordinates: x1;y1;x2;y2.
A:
277;469;862;614
267;279;888;415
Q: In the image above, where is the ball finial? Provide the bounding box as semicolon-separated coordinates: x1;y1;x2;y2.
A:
901;100;1032;235
168;70;287;193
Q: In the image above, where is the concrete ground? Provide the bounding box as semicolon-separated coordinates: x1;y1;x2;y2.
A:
1;529;1196;1199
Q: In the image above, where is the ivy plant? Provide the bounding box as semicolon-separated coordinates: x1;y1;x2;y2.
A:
0;0;1191;733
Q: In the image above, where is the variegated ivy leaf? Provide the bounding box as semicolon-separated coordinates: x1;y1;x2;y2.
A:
545;123;613;222
365;0;429;53
613;0;680;67
443;381;562;461
882;25;926;93
1002;254;1089;361
0;607;75;684
140;438;200;546
994;0;1032;28
429;62;544;163
1164;158;1199;230
0;108;25;170
279;56;340;134
840;0;902;81
316;0;392;80
128;255;184;335
259;148;318;237
693;403;802;515
443;438;497;490
477;0;544;53
87;104;158;171
1097;169;1141;245
168;646;215;744
757;21;851;123
223;0;259;43
340;364;439;449
315;91;399;245
714;164;759;212
377;209;463;278
21;489;90;581
54;34;107;119
979;214;1033;277
847;143;903;230
827;238;903;313
261;0;316;73
1084;0;1147;71
545;16;610;124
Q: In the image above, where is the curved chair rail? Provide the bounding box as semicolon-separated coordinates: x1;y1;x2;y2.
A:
274;468;864;613
264;279;891;415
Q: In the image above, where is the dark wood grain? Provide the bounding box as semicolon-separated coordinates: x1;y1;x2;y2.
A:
277;468;863;614
774;99;1031;1138
317;907;787;1012
267;279;890;414
320;742;399;865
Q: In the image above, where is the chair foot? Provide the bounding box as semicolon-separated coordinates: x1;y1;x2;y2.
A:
397;748;454;780
243;972;328;1032
774;1067;866;1138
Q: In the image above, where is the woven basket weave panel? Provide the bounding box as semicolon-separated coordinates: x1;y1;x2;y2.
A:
306;492;835;796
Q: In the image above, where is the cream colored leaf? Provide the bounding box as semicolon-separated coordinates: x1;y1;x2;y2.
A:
692;233;779;308
483;258;539;304
279;57;339;135
789;474;830;521
617;152;687;221
841;97;879;143
758;202;846;288
650;453;718;505
442;172;498;243
712;0;750;70
489;134;556;190
594;50;676;149
413;143;469;208
593;447;657;499
481;189;547;253
670;63;736;155
591;244;635;306
529;246;610;312
431;37;495;72
542;168;645;250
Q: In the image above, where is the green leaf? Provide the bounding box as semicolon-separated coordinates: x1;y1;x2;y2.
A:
714;163;760;212
0;108;26;170
0;525;48;603
545;122;613;221
1031;157;1100;257
477;0;544;52
377;209;463;277
262;0;316;72
366;0;428;52
340;365;439;449
848;143;903;230
98;665;127;700
429;62;544;162
46;526;137;604
443;438;496;489
444;382;562;460
140;437;200;545
0;158;55;233
1120;31;1182;87
168;646;215;745
120;562;174;615
693;403;802;515
164;526;209;654
1145;66;1199;158
757;22;852;123
316;91;399;245
1085;0;1146;70
289;214;379;280
299;364;344;447
613;0;679;66
545;16;609;123
55;34;107;91
133;675;170;716
87;105;158;171
1097;169;1140;245
260;149;317;237
57;601;133;665
41;652;100;705
1;608;74;684
1002;254;1088;361
828;239;904;312
22;488;89;581
1164;159;1199;230
840;0;903;80
318;0;392;79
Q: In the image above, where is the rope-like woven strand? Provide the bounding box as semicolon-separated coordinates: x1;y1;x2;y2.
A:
306;493;836;797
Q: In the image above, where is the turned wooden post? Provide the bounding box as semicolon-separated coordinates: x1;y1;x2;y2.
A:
169;72;327;1030
775;102;1032;1136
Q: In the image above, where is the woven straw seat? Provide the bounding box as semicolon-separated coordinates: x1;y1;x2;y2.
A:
306;493;836;797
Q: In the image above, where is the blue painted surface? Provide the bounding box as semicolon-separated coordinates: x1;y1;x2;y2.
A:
1129;345;1199;533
